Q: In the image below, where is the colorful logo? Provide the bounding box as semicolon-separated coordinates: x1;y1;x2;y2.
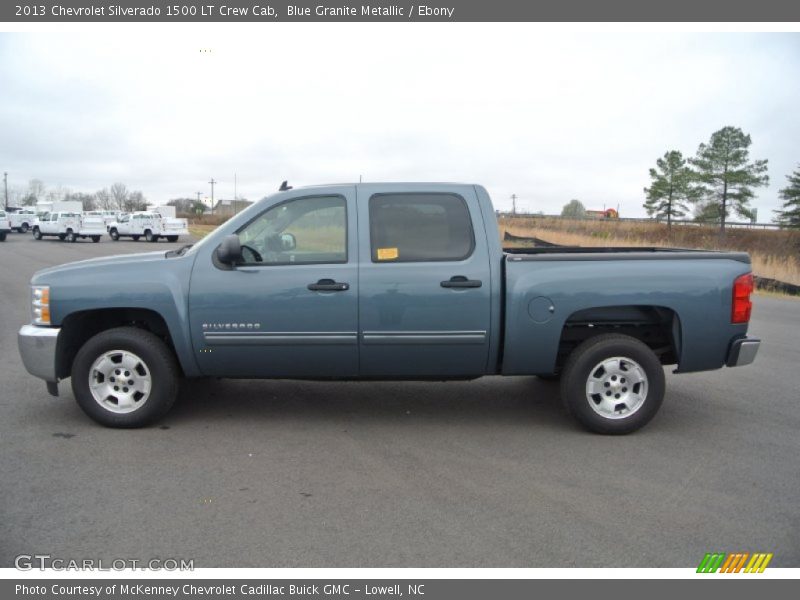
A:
697;552;773;573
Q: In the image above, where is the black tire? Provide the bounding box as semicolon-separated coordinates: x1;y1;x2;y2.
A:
91;236;101;243
145;230;154;242
58;233;66;241
166;235;178;243
66;230;77;243
20;223;29;233
0;232;6;242
33;227;42;240
71;327;180;428
560;334;665;435
132;235;140;241
109;228;119;241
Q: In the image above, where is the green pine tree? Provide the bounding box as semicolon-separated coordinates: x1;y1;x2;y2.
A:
774;165;800;228
689;126;769;235
643;150;696;230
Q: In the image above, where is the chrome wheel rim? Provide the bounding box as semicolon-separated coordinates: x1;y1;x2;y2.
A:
88;350;152;414
585;356;648;420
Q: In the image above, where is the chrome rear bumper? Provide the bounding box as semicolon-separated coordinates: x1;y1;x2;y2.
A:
726;337;760;367
18;324;60;382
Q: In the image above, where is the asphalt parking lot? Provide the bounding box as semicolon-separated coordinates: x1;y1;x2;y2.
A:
1;232;798;568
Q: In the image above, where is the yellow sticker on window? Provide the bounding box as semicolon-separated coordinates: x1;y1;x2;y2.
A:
377;247;399;261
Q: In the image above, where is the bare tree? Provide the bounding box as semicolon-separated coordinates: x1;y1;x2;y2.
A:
110;182;129;211
95;188;112;210
22;178;46;206
124;190;147;212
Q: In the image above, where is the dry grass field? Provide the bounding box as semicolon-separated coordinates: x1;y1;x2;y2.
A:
500;216;800;286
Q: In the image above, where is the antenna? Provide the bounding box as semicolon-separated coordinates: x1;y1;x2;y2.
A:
279;180;292;191
511;194;517;215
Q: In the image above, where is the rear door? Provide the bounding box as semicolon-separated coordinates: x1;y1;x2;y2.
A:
357;185;492;377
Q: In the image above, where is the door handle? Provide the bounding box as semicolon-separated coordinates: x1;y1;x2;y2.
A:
440;276;482;289
308;278;350;292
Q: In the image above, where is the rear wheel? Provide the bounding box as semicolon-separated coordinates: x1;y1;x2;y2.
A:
0;232;6;242
58;233;66;241
145;230;159;243
20;223;29;233
33;227;42;240
91;236;101;243
66;230;77;243
132;235;140;241
109;228;119;241
71;327;180;428
560;334;665;435
166;235;178;243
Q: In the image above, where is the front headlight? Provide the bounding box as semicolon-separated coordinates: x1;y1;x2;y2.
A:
32;285;51;325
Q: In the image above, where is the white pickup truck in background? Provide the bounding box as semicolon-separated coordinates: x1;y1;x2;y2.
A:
32;212;106;243
108;211;189;242
8;209;38;233
0;210;10;241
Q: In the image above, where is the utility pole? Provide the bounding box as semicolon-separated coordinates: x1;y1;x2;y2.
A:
196;191;202;203
208;178;216;215
3;172;7;209
511;194;517;215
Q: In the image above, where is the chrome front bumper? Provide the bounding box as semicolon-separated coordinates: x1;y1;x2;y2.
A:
727;337;760;367
18;324;60;382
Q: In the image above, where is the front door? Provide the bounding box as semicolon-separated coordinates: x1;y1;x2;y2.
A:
357;185;492;377
189;187;359;378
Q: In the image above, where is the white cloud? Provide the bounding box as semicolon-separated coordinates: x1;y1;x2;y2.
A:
0;28;797;218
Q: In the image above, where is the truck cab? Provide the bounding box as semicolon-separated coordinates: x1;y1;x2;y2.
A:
17;183;759;434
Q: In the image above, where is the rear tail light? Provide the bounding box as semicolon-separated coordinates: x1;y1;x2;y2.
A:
732;273;754;324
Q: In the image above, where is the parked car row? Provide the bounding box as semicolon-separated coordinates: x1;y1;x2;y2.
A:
2;211;189;243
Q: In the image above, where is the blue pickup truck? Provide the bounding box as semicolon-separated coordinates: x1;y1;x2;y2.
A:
18;183;760;433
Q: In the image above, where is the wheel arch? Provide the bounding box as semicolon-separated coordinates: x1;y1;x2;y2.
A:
55;308;189;380
555;304;682;372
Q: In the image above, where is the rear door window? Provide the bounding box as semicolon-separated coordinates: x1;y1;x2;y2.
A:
368;193;475;262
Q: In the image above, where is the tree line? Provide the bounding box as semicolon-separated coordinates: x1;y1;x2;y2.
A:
644;125;799;232
14;179;148;212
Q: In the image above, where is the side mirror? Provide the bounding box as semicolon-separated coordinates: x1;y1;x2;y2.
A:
279;232;296;251
216;234;242;265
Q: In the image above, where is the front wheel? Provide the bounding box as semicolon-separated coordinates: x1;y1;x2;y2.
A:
20;223;29;233
145;230;156;242
66;231;77;243
132;235;140;241
91;236;101;243
166;235;178;243
58;233;66;241
71;327;180;428
560;334;665;435
109;229;119;241
33;228;42;240
0;232;6;242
